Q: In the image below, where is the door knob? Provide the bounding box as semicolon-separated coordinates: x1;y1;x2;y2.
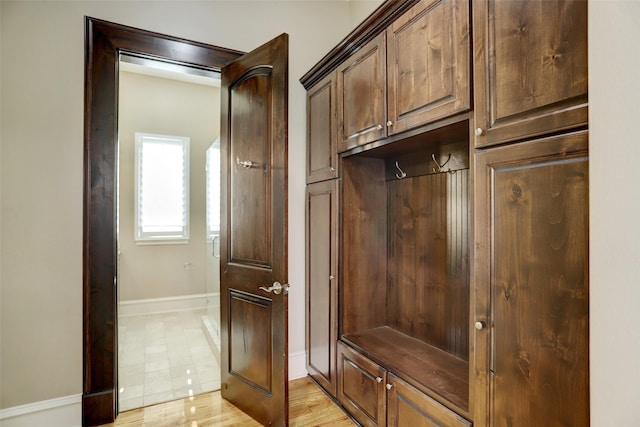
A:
259;281;290;295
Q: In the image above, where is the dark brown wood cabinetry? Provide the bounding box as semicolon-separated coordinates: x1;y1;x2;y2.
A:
472;0;588;148
387;0;470;136
336;0;470;152
387;374;471;427
337;32;387;151
305;180;339;395
302;1;588;426
472;131;589;426
307;71;338;183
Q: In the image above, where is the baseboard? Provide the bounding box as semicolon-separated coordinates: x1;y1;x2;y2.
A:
0;394;82;427
288;350;308;380
119;292;218;317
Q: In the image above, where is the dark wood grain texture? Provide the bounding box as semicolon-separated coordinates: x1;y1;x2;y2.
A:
387;170;469;359
337;342;387;427
472;0;588;147
337;33;387;151
300;0;420;90
340;156;388;335
473;130;589;426
83;17;243;426
387;373;471;427
343;327;469;415
219;33;289;427
387;0;470;135
307;71;339;183
306;180;340;396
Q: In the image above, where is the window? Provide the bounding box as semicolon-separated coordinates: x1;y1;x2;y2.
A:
134;133;190;242
206;138;221;238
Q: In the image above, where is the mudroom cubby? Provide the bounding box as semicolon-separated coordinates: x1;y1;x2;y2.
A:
339;118;471;416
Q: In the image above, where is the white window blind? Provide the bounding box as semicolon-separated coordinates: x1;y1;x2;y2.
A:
134;133;190;242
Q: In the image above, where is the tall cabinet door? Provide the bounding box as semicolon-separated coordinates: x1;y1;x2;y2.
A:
473;130;589;426
387;0;470;136
472;0;588;148
306;179;339;395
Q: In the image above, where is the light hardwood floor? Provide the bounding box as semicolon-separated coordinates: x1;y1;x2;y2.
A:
101;377;355;426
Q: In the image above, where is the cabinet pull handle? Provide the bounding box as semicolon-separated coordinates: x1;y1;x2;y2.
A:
347;124;383;140
386;383;393;390
376;377;383;383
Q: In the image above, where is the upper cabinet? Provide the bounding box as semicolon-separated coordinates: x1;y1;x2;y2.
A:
307;71;338;183
335;0;470;153
337;33;387;151
472;0;588;148
387;0;470;135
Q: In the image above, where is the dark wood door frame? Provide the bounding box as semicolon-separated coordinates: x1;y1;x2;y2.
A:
82;17;243;426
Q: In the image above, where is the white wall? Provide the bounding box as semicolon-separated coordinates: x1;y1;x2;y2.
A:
589;1;640;425
0;0;353;410
118;71;218;301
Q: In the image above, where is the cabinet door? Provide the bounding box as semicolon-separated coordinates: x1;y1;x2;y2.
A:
473;131;589;426
387;374;471;427
472;0;588;148
387;0;470;135
306;180;339;396
337;33;386;152
337;342;386;427
307;71;338;183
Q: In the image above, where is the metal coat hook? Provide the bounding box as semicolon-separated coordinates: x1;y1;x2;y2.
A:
431;153;453;174
237;157;254;169
394;161;407;179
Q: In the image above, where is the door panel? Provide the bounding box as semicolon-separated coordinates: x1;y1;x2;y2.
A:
228;67;272;267
473;130;589;426
472;0;588;147
387;0;470;135
220;33;289;426
229;290;273;392
337;33;387;152
306;180;339;395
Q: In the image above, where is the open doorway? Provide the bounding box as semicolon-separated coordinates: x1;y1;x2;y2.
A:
115;55;222;411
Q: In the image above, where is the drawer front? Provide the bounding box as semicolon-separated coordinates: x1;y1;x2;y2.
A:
337;342;386;427
387;374;471;427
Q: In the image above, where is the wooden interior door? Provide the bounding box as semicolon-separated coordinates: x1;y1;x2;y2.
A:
219;33;289;426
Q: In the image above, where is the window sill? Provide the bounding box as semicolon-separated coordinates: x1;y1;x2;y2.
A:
135;239;189;246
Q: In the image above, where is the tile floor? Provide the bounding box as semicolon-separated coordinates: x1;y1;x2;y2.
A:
118;309;221;411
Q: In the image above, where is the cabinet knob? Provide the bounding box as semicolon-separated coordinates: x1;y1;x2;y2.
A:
475;127;484;137
376;124;383;130
376;377;383;383
386;383;393;390
386;120;393;127
475;321;486;330
329;166;335;172
329;275;335;281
